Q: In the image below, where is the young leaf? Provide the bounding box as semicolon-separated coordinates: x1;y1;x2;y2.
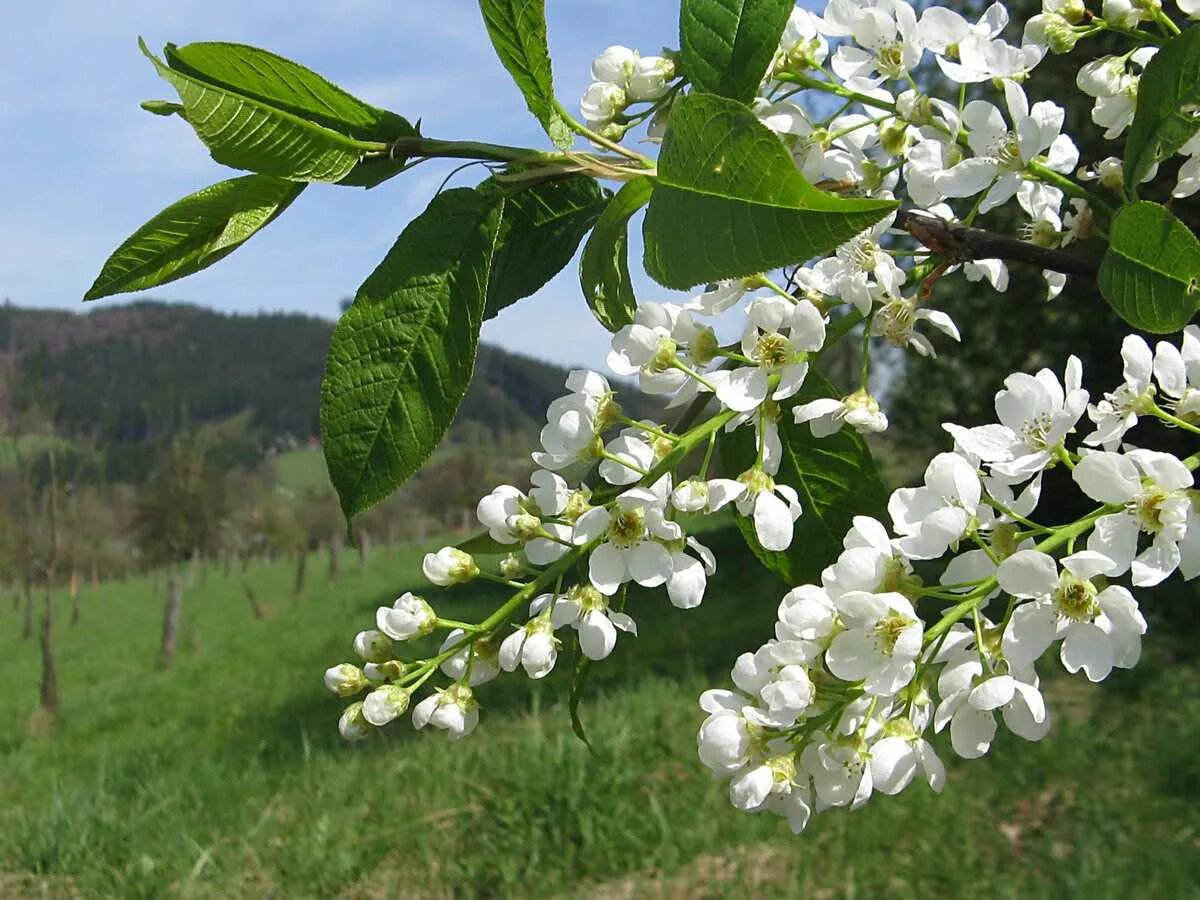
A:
478;0;566;139
679;0;795;104
568;640;597;753
320;188;502;519
480;176;608;319
643;93;897;289
84;175;304;301
719;372;888;586
140;38;385;182
580;176;653;332
163;41;418;188
1098;201;1200;334
1123;27;1200;194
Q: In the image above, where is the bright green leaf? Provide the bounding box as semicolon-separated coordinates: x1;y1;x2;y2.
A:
719;372;888;586
1098;201;1200;334
580;176;653;332
679;0;794;103
481;176;608;319
568;644;596;752
163;41;418;188
1124;27;1200;194
140;38;385;183
320;188;502;519
84;175;304;301
141;99;184;117
643;93;897;290
478;0;566;138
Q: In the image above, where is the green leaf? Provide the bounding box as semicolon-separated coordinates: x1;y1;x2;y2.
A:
1098;201;1200;334
1124;27;1200;194
643;93;897;290
140;38;385;183
455;531;513;556
478;0;566;138
568;640;597;752
580;177;653;332
141;99;184;117
679;0;794;103
719;372;888;586
480;176;608;319
320;188;502;519
84;175;304;301
163;41;418;188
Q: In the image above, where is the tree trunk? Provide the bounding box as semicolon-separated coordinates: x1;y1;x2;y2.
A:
357;529;370;569
40;588;59;716
22;579;34;640
91;560;99;589
70;568;81;626
328;533;342;584
160;573;183;667
386;521;398;552
293;548;308;598
242;579;266;619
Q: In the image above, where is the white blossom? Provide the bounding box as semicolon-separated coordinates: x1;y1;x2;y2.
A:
377;592;437;640
998;548;1147;679
825;590;923;695
1073;449;1198;586
411;684;479;739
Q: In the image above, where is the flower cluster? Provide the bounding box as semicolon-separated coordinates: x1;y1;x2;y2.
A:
699;331;1199;832
320;0;1200;838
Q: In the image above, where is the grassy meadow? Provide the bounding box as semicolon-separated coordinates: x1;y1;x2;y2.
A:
1;526;1198;898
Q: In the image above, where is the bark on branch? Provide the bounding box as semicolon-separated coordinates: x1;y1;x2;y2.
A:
895;209;1101;278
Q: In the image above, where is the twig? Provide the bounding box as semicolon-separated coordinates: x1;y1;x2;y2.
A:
896;209;1101;278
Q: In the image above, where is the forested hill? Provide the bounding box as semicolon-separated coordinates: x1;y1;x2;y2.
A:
0;300;595;455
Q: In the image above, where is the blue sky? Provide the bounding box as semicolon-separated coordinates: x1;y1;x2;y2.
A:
1;1;683;370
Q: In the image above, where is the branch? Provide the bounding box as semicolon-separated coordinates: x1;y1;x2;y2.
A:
895;209;1101;278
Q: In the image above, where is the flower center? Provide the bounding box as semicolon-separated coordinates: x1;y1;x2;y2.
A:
876;298;916;347
873;612;912;656
1053;572;1099;622
1131;488;1169;533
992;133;1022;170
839;237;878;274
608;507;646;547
876;42;905;79
1019;411;1055;449
754;332;794;369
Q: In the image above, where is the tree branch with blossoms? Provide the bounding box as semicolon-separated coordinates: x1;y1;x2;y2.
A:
86;0;1200;840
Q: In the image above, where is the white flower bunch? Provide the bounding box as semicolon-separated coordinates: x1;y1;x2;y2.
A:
316;0;1200;843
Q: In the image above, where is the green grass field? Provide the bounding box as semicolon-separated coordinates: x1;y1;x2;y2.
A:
272;446;333;493
1;528;1198;898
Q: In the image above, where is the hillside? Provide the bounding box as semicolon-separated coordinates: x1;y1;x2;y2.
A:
0;300;607;479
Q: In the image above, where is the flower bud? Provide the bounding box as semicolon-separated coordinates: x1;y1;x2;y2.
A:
879;119;910;157
627;56;675;102
499;552;528;580
324;663;368;697
842;389;888;434
353;628;394;663
1043;16;1079;55
591;45;638;84
364;659;406;682
377;592;437;640
580;81;627;126
338;702;372;741
672;478;710;512
422;548;479;586
509;513;544;542
689;324;719;365
362;684;411;726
